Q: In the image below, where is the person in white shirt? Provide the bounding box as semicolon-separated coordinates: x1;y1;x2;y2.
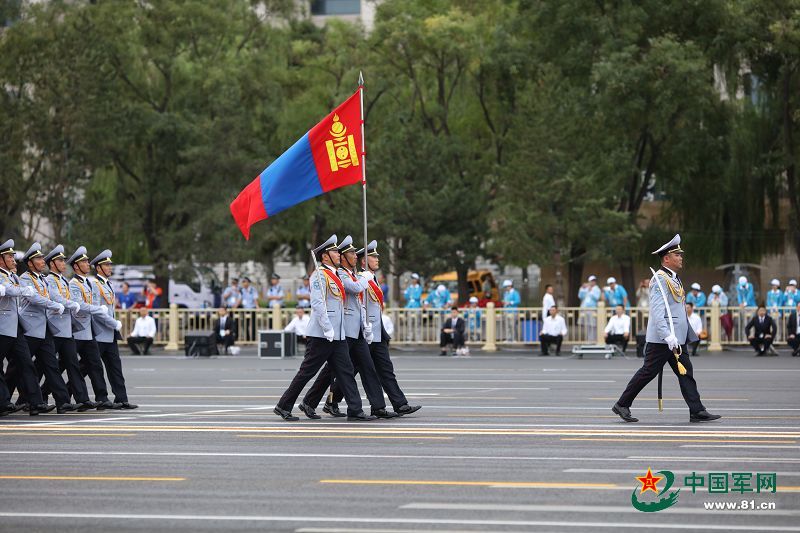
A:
381;312;394;340
284;307;310;343
604;304;631;352
126;308;157;355
540;305;567;356
542;284;555;320
686;303;704;356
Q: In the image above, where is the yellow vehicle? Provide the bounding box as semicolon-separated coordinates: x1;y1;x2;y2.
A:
422;270;500;305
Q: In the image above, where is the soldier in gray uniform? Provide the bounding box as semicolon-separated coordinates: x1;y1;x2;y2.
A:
0;239;53;415
613;234;721;423
357;241;421;416
299;235;395;419
14;243;77;413
90;250;137;409
43;245;93;410
274;235;375;422
68;246;120;410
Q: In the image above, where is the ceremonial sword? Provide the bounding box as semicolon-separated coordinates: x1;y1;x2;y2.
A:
649;267;688;412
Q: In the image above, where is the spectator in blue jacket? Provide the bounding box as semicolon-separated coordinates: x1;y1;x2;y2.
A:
766;279;784;311
784;280;799;308
686;283;707;308
737;276;756;307
403;274;423;308
603;277;629;309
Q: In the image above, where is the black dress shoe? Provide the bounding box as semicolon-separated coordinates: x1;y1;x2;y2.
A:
119;402;138;410
82;401;100;409
395;404;422;416
298;403;321;419
95;401;117;410
0;403;15;416
322;402;346;418
371;408;399;419
57;403;78;414
347;411;377;422
30;403;55;416
612;403;638;423
690;410;722;423
273;406;299;421
75;402;92;412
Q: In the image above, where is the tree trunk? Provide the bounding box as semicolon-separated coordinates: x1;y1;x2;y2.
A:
567;245;586;307
782;66;800;267
456;262;469;306
619;258;636;306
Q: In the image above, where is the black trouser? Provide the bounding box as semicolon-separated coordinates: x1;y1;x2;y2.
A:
689;340;700;356
750;337;773;354
276;337;362;416
440;331;464;349
97;341;128;403
0;355;10;405
366;334;408;410
127;336;153;355
216;333;235;353
76;339;109;403
24;334;71;405
52;336;90;404
605;333;629;353
305;333;386;410
789;336;800;355
617;342;704;414
1;330;44;406
540;334;563;354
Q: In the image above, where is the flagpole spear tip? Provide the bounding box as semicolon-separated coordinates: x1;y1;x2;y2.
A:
358;71;364;86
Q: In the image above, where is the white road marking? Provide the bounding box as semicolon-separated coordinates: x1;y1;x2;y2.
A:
563;468;800;477
401;502;800;516
680;445;800;449
0;512;795;530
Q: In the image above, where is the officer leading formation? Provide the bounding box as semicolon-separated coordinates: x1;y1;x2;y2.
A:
613;234;721;424
0;239;138;416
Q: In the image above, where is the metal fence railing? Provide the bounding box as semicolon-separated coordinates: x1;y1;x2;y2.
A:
117;302;798;351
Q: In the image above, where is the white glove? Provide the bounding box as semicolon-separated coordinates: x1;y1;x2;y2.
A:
360;271;374;282
115;320;123;331
55;303;65;315
22;286;35;297
664;334;679;351
323;329;334;342
68;301;80;313
0;285;5;297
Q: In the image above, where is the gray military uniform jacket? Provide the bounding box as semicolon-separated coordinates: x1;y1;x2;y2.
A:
91;275;118;343
0;268;24;337
646;267;699;345
338;267;370;339
69;274;115;342
361;272;386;343
306;265;348;341
18;271;64;339
46;273;82;338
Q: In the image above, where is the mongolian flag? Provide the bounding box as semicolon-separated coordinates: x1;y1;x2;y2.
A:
230;90;363;239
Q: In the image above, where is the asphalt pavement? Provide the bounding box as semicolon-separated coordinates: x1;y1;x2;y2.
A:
1;345;798;532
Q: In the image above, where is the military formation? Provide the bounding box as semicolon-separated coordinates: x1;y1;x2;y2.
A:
0;240;137;416
273;235;421;422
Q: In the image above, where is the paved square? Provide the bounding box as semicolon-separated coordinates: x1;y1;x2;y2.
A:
1;349;798;532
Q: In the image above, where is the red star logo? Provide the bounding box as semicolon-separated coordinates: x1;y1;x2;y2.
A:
636;468;663;494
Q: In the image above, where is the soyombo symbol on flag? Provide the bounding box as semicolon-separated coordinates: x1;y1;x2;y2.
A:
230;90;363;239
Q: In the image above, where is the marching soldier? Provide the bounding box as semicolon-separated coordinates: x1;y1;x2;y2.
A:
68;246;121;409
612;235;721;423
12;243;77;413
357;240;421;415
299;235;396;419
0;239;48;415
44;245;94;410
90;250;137;409
273;235;375;422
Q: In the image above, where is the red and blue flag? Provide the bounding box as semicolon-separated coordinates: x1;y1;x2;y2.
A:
230;90;363;239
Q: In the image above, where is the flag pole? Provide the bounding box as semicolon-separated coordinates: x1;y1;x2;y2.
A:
359;71;368;271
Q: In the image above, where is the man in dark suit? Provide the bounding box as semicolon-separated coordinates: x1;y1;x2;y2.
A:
440;306;465;356
745;306;777;356
213;307;238;354
786;302;800;357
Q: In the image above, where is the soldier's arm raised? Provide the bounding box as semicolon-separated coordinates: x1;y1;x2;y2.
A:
338;269;369;294
19;276;63;313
